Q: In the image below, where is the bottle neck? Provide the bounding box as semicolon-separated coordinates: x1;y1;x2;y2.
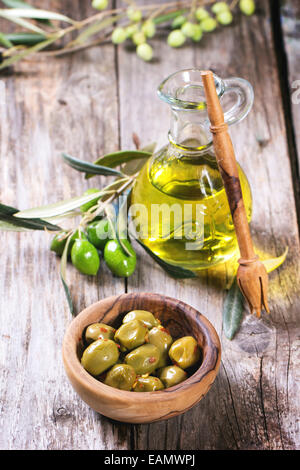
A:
168;108;213;152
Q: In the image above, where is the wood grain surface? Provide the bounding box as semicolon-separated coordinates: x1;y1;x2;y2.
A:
280;0;300;219
0;0;299;449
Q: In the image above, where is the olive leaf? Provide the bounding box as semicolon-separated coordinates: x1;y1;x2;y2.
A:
105;202;134;255
60;234;74;316
123;143;156;176
102;177;131;192
1;0;53;25
153;9;187;24
85;150;152;179
1;0;33;7
1;32;46;45
42;210;81;225
223;278;245;340
71;15;121;46
62;153;124;177
104;203;116;236
0;35;60;70
0;31;13;47
0;12;48;34
0;220;30;231
222;247;288;340
15;190;104;219
115;192;133;257
93;150;152;168
100;192;133;258
262;247;288;273
134;238;197;279
0;202;61;231
0;7;75;23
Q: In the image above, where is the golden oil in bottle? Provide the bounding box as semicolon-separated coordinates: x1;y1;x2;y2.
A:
130;69;254;271
131;142;252;271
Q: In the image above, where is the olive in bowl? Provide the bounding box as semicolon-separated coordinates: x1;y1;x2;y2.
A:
104;364;136;391
84;323;116;345
62;292;221;423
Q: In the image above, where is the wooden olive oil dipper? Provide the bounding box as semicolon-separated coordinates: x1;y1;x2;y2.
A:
201;70;269;317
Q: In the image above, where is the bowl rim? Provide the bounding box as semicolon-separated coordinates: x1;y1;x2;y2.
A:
62;292;221;402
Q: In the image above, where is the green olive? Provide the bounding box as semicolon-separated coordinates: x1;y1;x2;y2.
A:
200;17;217;32
158;365;187;388
239;0;255;16
181;21;197;38
125;23;138;38
211;1;229;14
87;219;113;251
50;229;87;256
104;364;136;391
50;231;68;256
112;26;127;44
127;6;142;22
216;10;233;25
167;29;186;48
104;239;136;277
125;344;161;375
123;310;159;329
195;7;210;21
133;376;164;392
171;15;186;29
132;31;146;46
168;336;201;369
136;43;153;62
92;0;108;11
71;239;100;275
68;230;88;255
148;326;173;368
81;339;119;376
114;319;148;351
141;20;156;38
85;323;116;345
191;24;203;42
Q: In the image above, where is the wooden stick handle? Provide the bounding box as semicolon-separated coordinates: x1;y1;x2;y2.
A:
201;70;255;260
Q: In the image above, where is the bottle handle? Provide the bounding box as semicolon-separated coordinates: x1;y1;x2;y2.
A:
222;77;254;126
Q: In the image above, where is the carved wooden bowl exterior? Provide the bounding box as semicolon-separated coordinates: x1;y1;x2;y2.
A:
62;292;221;424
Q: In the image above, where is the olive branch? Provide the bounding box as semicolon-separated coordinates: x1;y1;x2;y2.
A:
0;0;256;69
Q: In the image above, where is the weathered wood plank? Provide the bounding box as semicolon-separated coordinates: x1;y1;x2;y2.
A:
0;0;299;451
280;0;300;210
118;0;300;449
0;1;128;450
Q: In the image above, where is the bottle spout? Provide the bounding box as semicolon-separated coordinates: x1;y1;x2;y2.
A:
158;68;225;110
157;68;254;150
158;69;225;149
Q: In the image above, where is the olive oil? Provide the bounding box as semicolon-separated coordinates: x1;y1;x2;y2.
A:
131;143;252;271
130;68;254;271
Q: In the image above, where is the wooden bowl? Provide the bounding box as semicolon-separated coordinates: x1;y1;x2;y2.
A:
62;292;221;423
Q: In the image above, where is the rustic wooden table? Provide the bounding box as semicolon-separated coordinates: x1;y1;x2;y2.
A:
0;0;299;450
